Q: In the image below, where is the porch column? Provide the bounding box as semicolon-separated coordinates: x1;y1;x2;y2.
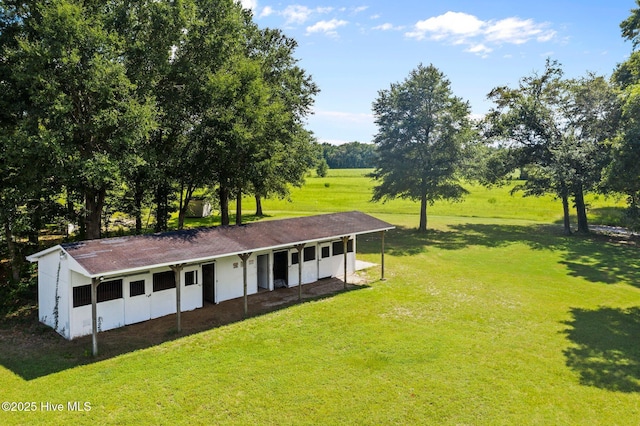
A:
170;264;185;333
238;253;252;316
342;236;350;289
294;244;305;301
381;230;386;281
91;277;100;356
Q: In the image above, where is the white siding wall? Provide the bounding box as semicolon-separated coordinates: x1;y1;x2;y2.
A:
69;271;93;339
287;244;320;286
329;237;357;278
41;234;362;340
66;266;204;339
215;255;258;303
38;250;71;339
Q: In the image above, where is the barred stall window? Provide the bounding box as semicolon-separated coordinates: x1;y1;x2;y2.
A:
130;280;145;297
291;251;299;265
332;239;353;256
73;285;91;307
332;241;344;256
73;280;123;307
185;270;197;286
304;246;316;262
153;271;176;292
98;279;123;303
321;246;330;258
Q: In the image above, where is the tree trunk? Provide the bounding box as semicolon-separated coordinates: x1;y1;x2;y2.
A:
4;220;21;282
236;190;242;225
134;180;144;234
66;188;76;238
561;192;572;236
85;188;105;240
27;199;40;246
154;182;170;233
255;194;263;217
177;183;187;230
219;186;230;226
574;185;589;234
419;193;428;232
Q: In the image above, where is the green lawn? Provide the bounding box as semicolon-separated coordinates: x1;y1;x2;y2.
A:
177;169;627;229
2;170;639;425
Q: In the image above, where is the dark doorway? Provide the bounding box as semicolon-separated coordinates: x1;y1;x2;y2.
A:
257;254;269;290
273;251;288;288
202;263;215;303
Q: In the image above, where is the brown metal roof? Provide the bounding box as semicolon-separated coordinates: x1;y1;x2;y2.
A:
59;211;394;277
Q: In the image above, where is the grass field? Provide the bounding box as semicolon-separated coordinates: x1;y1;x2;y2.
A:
2;170;639;425
175;169;627;228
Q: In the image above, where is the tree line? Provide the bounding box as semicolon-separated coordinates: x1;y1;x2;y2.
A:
369;3;640;234
1;0;320;282
320;142;376;169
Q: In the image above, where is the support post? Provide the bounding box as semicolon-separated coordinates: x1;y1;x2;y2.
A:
170;264;185;333
91;277;100;356
238;253;252;316
294;244;305;301
381;230;386;281
342;236;350;289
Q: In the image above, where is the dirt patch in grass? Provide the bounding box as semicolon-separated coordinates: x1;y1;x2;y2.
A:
0;275;369;380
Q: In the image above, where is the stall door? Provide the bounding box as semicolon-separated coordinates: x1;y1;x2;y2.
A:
124;277;151;325
257;254;269;290
318;243;333;279
202;263;216;303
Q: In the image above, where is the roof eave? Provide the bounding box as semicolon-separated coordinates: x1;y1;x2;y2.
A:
26;245;63;262
88;227;394;279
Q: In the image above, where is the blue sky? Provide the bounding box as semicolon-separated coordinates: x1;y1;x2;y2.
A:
241;1;635;144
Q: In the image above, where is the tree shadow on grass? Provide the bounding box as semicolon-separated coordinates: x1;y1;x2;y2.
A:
358;223;562;257
0;279;366;381
358;222;640;288
563;306;640;392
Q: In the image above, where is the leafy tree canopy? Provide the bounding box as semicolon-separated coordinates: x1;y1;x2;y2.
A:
369;64;473;232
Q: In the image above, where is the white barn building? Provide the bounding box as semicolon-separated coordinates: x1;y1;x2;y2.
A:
27;211;393;343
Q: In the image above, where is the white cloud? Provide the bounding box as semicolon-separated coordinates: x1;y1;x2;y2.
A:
373;23;401;31
353;6;369;14
406;11;556;56
466;43;492;55
373;23;393;31
259;6;274;18
282;5;314;25
280;5;334;25
484;17;554;45
240;0;257;11
406;12;484;41
306;19;349;37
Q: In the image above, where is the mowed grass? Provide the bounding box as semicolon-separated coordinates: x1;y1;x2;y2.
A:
178;169;626;228
2;170;640;425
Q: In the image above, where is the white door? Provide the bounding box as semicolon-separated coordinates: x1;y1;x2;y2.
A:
124;276;151;325
318;243;333;279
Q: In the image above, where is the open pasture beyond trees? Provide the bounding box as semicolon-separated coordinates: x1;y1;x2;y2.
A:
2;170;640;425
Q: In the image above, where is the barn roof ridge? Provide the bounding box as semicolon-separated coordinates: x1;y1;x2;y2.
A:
29;211;394;278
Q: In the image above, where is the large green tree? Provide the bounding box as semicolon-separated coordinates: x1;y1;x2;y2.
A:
370;64;473;232
108;0;192;234
605;2;640;228
485;60;617;234
245;27;320;219
12;0;155;239
2;1;69;279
